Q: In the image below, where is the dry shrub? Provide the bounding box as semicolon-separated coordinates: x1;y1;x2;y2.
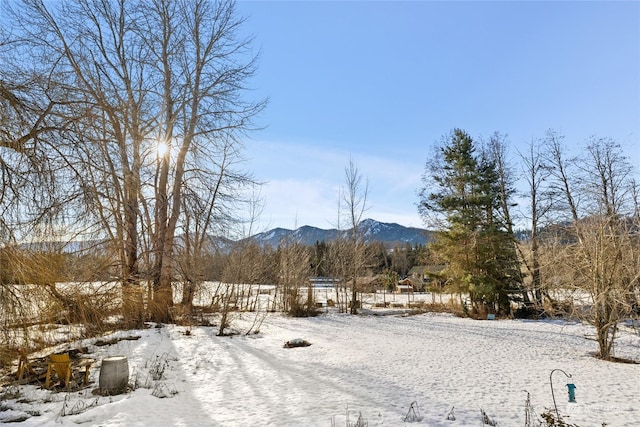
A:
422;303;465;317
1;281;122;366
44;282;121;333
288;304;322;318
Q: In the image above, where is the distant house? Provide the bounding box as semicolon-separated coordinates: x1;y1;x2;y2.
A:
348;276;384;293
396;278;415;293
407;265;446;291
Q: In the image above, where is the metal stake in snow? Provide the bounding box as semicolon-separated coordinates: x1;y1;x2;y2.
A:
549;369;572;421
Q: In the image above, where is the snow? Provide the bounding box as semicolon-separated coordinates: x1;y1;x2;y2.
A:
2;311;639;426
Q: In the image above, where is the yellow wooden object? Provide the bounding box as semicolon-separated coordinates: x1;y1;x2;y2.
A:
16;349;35;384
45;353;72;389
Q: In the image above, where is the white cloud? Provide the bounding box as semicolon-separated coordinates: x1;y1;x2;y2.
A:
255;178;340;231
245;139;426;230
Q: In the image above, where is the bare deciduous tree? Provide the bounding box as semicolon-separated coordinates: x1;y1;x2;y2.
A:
545;134;638;360
485;132;524;302
277;236;312;316
339;159;370;315
6;0;265;325
176;135;259;315
518;138;553;306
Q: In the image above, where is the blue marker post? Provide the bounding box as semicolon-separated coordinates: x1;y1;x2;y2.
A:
567;383;576;403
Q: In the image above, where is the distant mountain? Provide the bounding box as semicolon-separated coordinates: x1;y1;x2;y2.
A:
23;220;430;254
248;219;432;248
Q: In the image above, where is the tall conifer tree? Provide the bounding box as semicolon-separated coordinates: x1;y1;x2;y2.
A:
420;129;519;314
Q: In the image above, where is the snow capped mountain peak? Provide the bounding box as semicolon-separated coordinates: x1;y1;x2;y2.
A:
249;219;430;247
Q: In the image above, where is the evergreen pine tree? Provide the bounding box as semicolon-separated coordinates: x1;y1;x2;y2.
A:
420;129;519;315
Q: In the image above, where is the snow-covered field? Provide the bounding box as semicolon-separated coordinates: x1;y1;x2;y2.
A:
1;311;639;426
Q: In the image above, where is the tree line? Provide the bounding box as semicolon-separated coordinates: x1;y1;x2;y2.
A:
0;235;428;305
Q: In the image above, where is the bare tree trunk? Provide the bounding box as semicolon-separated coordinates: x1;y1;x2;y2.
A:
488;133;525;303
342;159;370;315
519;139;553;306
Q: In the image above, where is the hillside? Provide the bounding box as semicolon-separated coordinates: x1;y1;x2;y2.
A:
248;218;431;247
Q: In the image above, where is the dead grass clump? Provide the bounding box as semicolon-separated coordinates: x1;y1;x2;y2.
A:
422;303;465;317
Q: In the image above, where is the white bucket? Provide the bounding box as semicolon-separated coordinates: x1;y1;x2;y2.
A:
99;356;129;395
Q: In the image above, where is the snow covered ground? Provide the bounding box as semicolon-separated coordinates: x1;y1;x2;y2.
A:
1;311;639;426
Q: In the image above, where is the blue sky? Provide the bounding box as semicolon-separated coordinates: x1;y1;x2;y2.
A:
236;1;640;231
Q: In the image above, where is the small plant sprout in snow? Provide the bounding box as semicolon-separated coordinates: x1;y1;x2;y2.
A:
446;406;456;421
148;354;171;380
481;408;498;426
404;401;423;422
